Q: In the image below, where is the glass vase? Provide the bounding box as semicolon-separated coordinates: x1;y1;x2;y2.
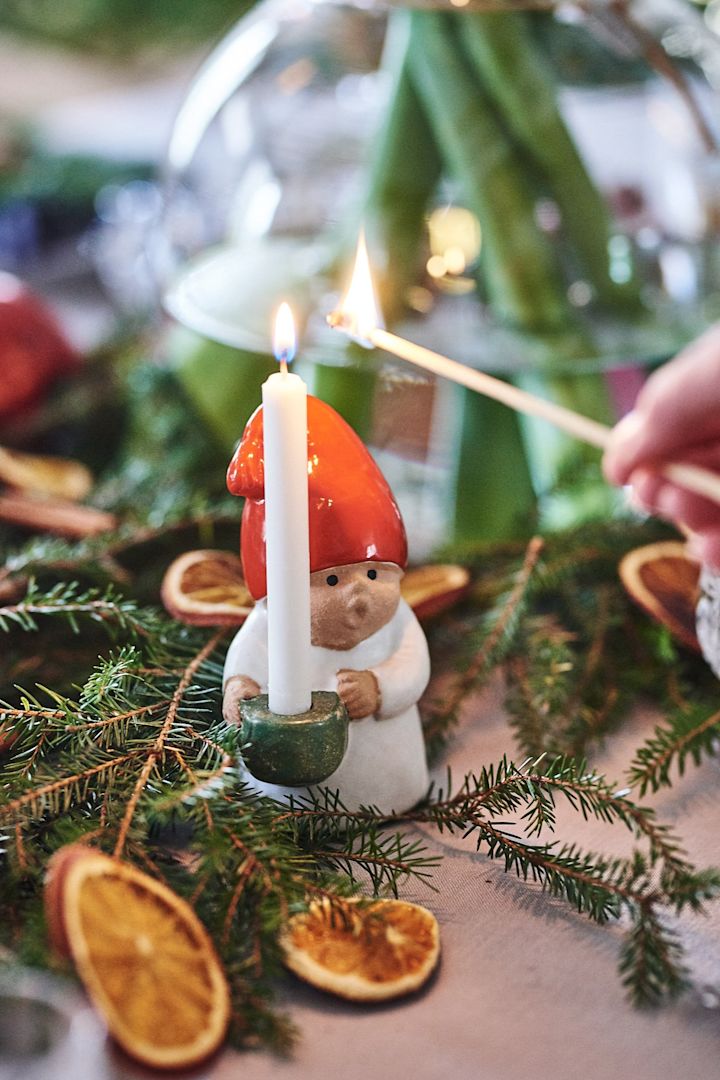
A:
156;0;720;554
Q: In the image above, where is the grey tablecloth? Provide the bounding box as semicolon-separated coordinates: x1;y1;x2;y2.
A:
79;676;720;1079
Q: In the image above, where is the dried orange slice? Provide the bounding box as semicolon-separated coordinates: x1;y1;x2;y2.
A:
281;897;440;1002
160;551;468;627
44;842;89;960
0;446;92;501
161;549;253;627
401;564;470;621
45;845;230;1070
619;540;701;651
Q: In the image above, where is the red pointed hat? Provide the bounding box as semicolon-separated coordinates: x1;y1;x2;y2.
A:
227;395;407;599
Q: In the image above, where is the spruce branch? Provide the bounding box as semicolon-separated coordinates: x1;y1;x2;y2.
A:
2;517;720;1046
423;535;544;758
0;751;142;823
270;753;719;1005
627;705;720;796
0;579;162;637
619;904;689;1008
113;628;228;857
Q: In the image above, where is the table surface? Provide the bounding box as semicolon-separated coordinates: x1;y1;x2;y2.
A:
2;27;718;1080
99;673;718;1080
3;675;718;1080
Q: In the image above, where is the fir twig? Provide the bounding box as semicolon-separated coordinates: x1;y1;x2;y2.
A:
113;628;228;856
281;754;720;1004
423;535;544;756
627;706;720;796
0;580;161;637
2;519;719;1047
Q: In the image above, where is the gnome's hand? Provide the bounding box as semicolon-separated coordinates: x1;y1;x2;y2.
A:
223;675;261;724
336;669;380;720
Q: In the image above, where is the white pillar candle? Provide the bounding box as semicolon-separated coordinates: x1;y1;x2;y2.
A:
263;303;312;715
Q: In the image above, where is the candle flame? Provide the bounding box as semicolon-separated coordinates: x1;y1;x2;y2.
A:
330;230;384;347
273;301;296;369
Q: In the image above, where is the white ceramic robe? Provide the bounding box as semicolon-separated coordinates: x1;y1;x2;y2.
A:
223;598;430;814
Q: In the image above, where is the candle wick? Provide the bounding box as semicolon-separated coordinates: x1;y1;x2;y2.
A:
279;356;289;376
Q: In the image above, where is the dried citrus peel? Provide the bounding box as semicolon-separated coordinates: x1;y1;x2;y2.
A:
161;549;253;627
401;564;470;620
160;549;469;628
281;898;440;1002
46;846;230;1071
619;540;701;651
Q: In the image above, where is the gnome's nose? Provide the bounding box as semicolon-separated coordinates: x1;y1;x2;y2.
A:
348;590;369;620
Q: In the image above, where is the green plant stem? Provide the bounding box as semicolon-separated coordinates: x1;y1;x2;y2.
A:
405;11;570;332
457;11;642;312
451;385;538;544
364;11;444;318
405;9;614;501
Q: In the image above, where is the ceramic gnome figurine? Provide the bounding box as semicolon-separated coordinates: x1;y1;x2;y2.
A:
222;395;431;814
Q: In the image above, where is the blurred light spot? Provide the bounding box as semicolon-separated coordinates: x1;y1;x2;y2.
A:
608;234;633;284
443;245;467;275
700;986;720;1009
0;271;23;303
426;255;447;279
610;260;632;284
608;234;631;258
534;198;562;232
427;206;481;264
660;245;698;302
555;4;584;24
567;280;593;307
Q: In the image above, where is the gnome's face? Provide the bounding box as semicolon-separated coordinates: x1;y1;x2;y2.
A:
310;561;402;651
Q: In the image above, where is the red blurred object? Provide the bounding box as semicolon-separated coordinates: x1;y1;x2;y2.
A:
0;272;80;420
227;394;408;599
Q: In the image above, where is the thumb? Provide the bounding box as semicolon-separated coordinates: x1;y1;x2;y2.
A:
603;411;651;486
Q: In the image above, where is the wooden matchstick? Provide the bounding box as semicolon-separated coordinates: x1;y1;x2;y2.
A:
329;317;720;509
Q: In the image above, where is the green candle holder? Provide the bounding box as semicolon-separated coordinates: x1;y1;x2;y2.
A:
238;691;349;786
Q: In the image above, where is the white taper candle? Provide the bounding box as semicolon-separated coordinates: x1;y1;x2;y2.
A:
263;304;312;715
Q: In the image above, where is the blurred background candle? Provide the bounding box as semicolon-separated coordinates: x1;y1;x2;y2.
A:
263;302;312;715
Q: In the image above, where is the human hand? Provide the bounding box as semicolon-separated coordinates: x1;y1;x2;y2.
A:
222;675;261;724
603;323;720;566
336;669;380;720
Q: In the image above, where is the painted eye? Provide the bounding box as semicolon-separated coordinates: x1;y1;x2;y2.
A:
326;574;339;586
367;568;377;580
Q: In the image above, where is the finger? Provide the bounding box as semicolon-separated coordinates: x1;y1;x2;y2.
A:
687;529;720;570
603;411;647;486
628;445;720;528
604;335;720;484
627;466;666;514
654;484;720;532
627;469;706;530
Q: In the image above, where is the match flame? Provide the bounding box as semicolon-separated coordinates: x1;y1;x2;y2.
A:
273;301;296;369
331;230;384;346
